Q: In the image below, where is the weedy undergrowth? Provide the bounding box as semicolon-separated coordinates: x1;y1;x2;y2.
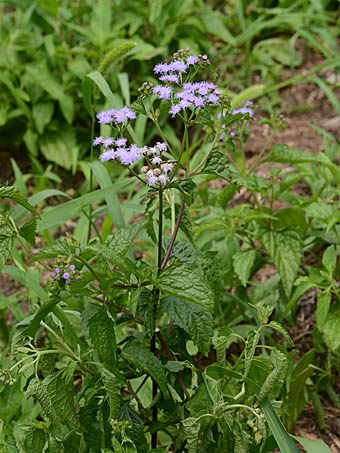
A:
0;50;333;453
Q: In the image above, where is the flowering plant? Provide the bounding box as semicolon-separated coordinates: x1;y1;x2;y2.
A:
1;50;319;453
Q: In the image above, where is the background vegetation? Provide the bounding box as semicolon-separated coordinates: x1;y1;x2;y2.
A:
1;0;340;452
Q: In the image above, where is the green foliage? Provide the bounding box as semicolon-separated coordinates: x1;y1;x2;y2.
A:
2;5;339;450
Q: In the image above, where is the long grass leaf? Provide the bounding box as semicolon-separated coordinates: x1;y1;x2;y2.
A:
36;182;128;231
89;161;125;229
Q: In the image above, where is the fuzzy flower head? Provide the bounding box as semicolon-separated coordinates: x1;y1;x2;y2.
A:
96;106;136;125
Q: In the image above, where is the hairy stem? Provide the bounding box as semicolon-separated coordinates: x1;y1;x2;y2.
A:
87;117;95;243
150;188;163;448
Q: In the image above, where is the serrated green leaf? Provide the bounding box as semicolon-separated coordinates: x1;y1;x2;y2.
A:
0;184;39;216
170;179;196;205
273;207;307;232
156;265;214;312
262;228;302;298
22;425;46;453
258;348;287;400
202;151;232;181
268;321;294;346
305;202;335;220
109;221;144;256
26;377;60;428
101;368;121;418
322;245;337;274
19;217;37;246
44;370;81;431
244;329;260;377
316;292;332;331
182;417;200;453
34;239;73;260
117;403;148;453
122;341;169;398
138;288;155;337
88;309;117;372
233;249;256;286
164;239;196;265
79;404;102;451
161;296;213;356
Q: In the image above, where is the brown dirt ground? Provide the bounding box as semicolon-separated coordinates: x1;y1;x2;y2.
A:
2;52;340;451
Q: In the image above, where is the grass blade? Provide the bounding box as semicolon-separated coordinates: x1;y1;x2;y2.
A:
89;161;125;229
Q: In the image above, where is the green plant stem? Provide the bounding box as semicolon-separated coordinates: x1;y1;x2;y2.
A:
87;117;95;243
150;187;163;449
161;199;185;271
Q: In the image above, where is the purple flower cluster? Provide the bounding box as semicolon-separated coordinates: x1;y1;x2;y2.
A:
152;53;222;117
95;138;174;187
51;264;79;285
169;82;221;116
96;106;136;125
94;136;147;166
140;142;174;186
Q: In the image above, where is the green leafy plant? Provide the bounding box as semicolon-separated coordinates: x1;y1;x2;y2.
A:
1;49;333;453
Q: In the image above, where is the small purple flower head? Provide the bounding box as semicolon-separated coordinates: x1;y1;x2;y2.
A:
154;62;170;74
279;114;284;118
194;97;205;108
232;107;253;117
63;272;70;280
230;131;236;137
161;163;174;173
245;100;253;107
96;110;113;124
141;166;149;173
219;135;224;141
100;150;117;162
151;156;163;165
208;94;219;105
159;74;179;84
55;268;60;274
121;106;136;120
187;55;199;65
159;174;169;185
217;112;226;120
168;60;188;73
146;170;158;186
103;137;115;147
69;265;76;272
93;137;103;146
115;137;127;147
153;85;172;100
155;142;167;152
66;281;71;285
169;104;181;117
51;272;56;278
